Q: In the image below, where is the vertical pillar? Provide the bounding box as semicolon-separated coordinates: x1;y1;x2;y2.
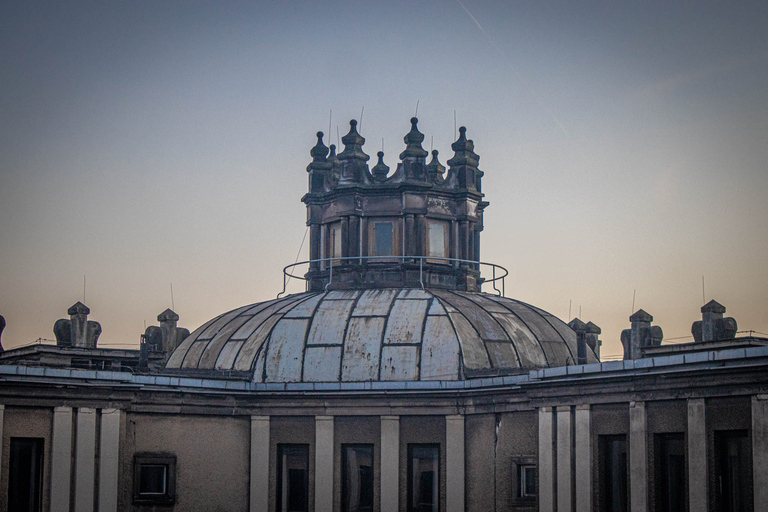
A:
349;215;360;262
446;415;465;512
309;224;321;271
557;406;573;512
341;217;350;260
753;395;768;512
380;416;400;512
0;405;4;486
98;409;121;512
629;401;647;512
538;407;555;512
75;407;96;512
416;214;426;257
250;416;270;512
687;399;707;512
51;406;73;512
315;416;334;512
405;214;415;258
575;405;592;512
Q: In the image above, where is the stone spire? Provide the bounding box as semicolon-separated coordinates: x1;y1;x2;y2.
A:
426;149;445;183
398;117;428;181
446;126;482;191
337;120;369;184
372;151;390;182
307;131;331;193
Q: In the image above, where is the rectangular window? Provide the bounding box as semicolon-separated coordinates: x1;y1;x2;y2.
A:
715;430;750;512
408;444;439;512
368;219;400;260
599;434;628;512
518;464;536;498
427;220;449;261
9;438;44;512
133;453;176;505
342;444;374;512
654;433;686;512
328;221;342;266
278;444;309;512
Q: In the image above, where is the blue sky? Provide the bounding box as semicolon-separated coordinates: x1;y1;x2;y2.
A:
1;1;767;357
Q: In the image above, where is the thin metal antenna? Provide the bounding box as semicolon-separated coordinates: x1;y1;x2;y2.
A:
431;136;434;152
579;305;582;318
144;320;146;330
337;126;340;148
415;100;420;117
83;275;86;303
328;110;332;142
568;299;572;320
454;110;457;140
702;276;705;304
170;283;175;311
360;106;364;132
631;289;636;314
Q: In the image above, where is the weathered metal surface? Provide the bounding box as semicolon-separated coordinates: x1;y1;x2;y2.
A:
342;317;385;381
398;289;431;300
421;316;460;380
252;347;266;381
283;293;323;318
264;319;308;382
306;299;354;345
492;313;548;368
302;346;342;381
485;341;520;368
380;345;419;380
433;291;509;341
448;313;491;370
428;300;447;316
233;315;283;371
165;315;219;368
352;289;397;317
181;340;209;369
325;290;359;300
196;314;253;369
383;299;428;344
199;304;253;340
230;303;285;340
214;340;244;370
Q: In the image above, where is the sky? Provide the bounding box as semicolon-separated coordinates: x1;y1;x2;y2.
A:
1;0;767;360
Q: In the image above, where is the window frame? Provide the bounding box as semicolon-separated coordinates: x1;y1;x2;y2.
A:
367;218;401;260
9;437;44;512
325;221;342;267
341;443;374;512
407;443;440;512
510;456;537;506
133;453;176;505
277;443;310;512
427;219;450;262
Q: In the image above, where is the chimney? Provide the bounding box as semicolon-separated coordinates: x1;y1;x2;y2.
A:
692;300;737;342
568;318;589;364
66;302;101;348
586;322;602;360
621;309;663;360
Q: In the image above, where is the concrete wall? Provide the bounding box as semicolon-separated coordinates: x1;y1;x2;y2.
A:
0;407;53;512
465;414;495;511
123;413;250;512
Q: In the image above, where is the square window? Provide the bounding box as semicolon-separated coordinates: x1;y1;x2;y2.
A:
133;453;176;505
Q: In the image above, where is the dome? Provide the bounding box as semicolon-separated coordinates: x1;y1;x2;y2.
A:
165;288;597;382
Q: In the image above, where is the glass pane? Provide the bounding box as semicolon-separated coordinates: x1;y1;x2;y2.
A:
375;222;394;256
409;445;439;512
278;445;309;512
139;465;167;495
343;445;374;512
9;438;44;512
519;465;536;497
428;222;447;259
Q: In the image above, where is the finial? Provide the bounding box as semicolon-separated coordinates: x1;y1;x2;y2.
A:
338;119;369;162
310;131;329;163
399;117;428;160
372;151;390;181
426;149;445;182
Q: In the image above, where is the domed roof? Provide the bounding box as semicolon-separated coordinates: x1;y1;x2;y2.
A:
165;289;597;382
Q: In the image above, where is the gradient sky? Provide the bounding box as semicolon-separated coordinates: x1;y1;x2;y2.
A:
1;1;767;359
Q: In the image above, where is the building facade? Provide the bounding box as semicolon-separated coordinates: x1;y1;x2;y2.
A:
1;118;767;512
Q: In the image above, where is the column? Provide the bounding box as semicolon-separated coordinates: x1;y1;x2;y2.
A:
51;406;73;512
629;401;647;512
687;399;706;512
98;409;121;512
538;407;555;512
405;214;415;258
753;395;768;512
380;416;400;512
250;416;270;512
314;416;334;512
0;405;4;486
446;415;465;512
309;224;320;271
575;405;592;512
557;406;573;512
341;217;350;260
75;407;96;512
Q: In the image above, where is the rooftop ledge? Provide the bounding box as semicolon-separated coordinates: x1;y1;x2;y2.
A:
1;344;768;393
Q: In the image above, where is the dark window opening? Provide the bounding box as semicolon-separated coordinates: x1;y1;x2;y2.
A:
9;438;44;512
278;444;309;512
374;222;394;257
408;444;439;512
654;433;686;512
599;434;628;512
518;464;536;498
342;444;374;512
715;430;750;512
133;453;176;505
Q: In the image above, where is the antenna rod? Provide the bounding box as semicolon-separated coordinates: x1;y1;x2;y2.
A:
568;299;572;320
631;289;636;314
431;136;434;152
415;100;420;117
170;283;175;311
579;305;582;318
337;126;340;148
328;109;332;142
454;110;457;140
702;276;705;304
83;275;86;303
359;106;364;132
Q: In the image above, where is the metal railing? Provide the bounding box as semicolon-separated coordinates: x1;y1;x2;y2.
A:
278;255;508;298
